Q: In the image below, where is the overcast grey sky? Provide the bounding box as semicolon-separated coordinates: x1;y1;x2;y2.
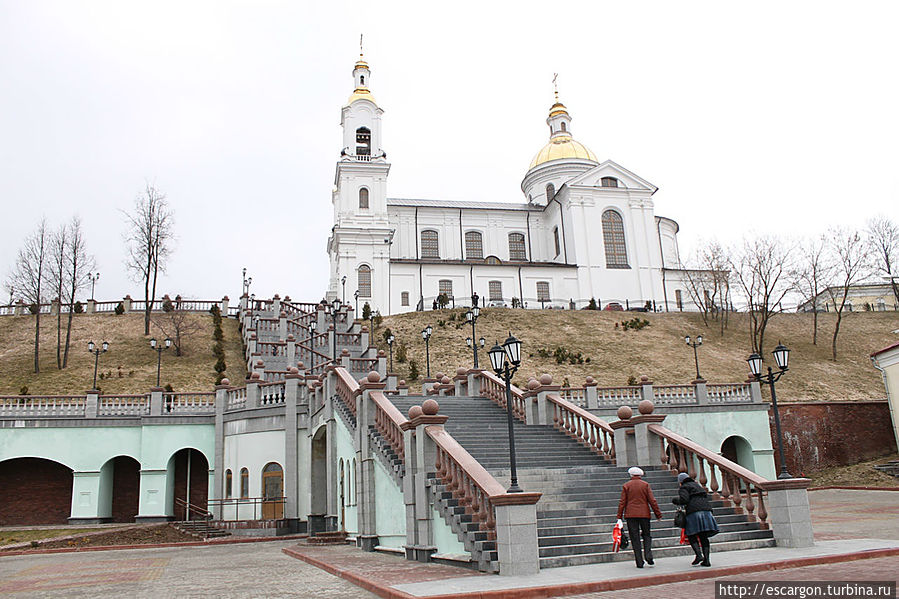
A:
2;1;897;305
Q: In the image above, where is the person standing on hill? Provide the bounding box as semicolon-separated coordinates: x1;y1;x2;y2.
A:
617;466;663;568
673;472;719;567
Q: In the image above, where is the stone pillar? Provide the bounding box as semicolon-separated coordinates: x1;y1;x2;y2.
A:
248;334;257;358
421;378;437;394
284;370;301;520
749;380;763;403
386;373;398;392
467;369;483;397
405;399;447;562
761;479;814;548
639;375;654;402
453;367;468;396
356;372;387;551
149;387;164;416
50;298;59;316
246;373;260;408
397;380;409;396
87;298;96;314
122;295;132;313
272;294;281;315
279;311;287;339
694;380;709;405
85;389;99;418
377;350;387;377
212;380;229;520
69;470;110;524
286;335;296;363
494;496;542;576
532;374;560;426
136;468;171;522
360;326;370;350
585;376;598;409
611;401;667;468
341;349;351;370
221;296;229;315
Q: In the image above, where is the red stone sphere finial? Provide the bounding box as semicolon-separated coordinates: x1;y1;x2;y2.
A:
422;399;440;416
408;405;423;419
638;399;655;415
221;378;230;386
539;373;553;386
367;371;381;383
617;405;633;420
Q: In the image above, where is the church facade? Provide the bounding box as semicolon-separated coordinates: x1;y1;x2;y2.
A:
327;56;692;314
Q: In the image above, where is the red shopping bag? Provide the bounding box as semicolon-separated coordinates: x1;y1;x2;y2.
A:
680;529;688;545
613;521;624;552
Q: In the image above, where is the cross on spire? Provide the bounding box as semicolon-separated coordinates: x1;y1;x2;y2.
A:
360;33;364;58
553;73;559;101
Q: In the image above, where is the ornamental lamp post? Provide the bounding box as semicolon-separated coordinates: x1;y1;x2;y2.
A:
488;333;523;493
150;337;172;387
747;342;792;479
685;334;704;381
465;306;482;368
341;276;347;304
242;267;252;298
331;298;341;362
465;334;486;369
421;325;433;378
87;272;100;301
88;340;109;390
354;290;359;315
387;334;395;372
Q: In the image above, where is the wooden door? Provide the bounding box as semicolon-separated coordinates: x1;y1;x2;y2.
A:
261;463;283;519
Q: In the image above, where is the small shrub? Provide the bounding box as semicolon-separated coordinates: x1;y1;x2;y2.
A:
209;304;222;318
644;300;653;312
214;327;224;342
129;370;135;377
511;297;521;309
382;328;393;343
215;373;226;385
99;372;105;380
114;302;125;315
30;541;40;548
437;319;446;327
117;366;123;378
362;302;372;321
408;359;420;381
29;303;39;314
162;298;174;312
214;356;226;374
73;301;84;314
373;311;383;328
19;385;28;395
396;343;407;363
621;317;650;331
627;375;638;386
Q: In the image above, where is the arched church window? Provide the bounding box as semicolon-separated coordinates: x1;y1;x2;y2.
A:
602;210;629;268
401;291;409;306
485;256;501;265
240;467;249;499
355;127;371;156
421;230;439;258
546;183;555;202
358;265;372;298
560;122;566;132
508;233;526;261
465;231;483;260
488;281;503;301
360;75;365;85
601;177;619;188
553;227;561;257
359;188;369;209
225;469;232;499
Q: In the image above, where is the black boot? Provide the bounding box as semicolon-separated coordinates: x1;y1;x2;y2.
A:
689;538;702;566
700;536;711;567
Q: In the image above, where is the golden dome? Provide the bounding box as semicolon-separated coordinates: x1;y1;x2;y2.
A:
549;102;569;117
528;134;598;169
347;87;377;105
354;58;369;70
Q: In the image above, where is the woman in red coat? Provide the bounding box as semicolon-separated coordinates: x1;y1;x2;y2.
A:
617;467;663;568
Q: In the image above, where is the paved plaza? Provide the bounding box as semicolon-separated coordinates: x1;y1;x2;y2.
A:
0;490;897;598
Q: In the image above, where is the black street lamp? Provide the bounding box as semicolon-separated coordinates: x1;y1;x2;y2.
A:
88;340;109;390
421;325;433;378
341;276;347;304
330;298;341;362
465;306;482;368
88;272;100;301
242;267;252;298
747;343;792;480
488;333;524;493
387;334;395;372
354;290;359;316
150;337;172;386
466;335;486;369
685;335;704;381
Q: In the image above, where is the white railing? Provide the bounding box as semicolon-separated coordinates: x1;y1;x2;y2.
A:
558;387;586;407
596;386;642;407
166;392;216;414
259;382;285;406
707;383;752;403
98;394;149;416
652;384;698;405
227;387;247;410
0;396;86;417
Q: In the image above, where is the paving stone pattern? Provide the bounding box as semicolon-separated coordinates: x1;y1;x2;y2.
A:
0;540;374;598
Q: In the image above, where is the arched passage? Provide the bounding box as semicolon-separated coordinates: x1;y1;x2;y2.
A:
721;435;755;472
100;455;141;523
167;448;209;520
0;458;73;525
310;427;328;515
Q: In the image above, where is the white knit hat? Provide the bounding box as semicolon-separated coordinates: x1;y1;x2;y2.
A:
628;467;644;477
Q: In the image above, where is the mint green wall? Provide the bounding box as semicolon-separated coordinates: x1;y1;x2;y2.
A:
373;457;406;548
333;418;359;534
661;410;776;480
431;505;467;555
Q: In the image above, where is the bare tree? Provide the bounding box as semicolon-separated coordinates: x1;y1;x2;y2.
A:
866;215;899;309
47;222;69;369
791;235;833;345
124;184;174;335
151;309;202;357
825;227;870;360
731;234;793;357
6;219;49;373
682;239;732;334
62;217;95;367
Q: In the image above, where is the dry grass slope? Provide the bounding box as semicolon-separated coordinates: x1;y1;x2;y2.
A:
0;313;247;395
373;309;899;401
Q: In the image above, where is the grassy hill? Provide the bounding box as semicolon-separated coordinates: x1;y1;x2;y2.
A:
372;308;899;401
0;312;246;395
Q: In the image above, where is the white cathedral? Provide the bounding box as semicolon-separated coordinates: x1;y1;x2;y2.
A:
327;54;693;314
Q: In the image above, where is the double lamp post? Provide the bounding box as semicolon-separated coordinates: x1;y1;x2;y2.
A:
488;333;524;493
747;343;793;480
87;340;109;390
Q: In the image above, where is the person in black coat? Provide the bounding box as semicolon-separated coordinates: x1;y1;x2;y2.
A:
672;472;719;567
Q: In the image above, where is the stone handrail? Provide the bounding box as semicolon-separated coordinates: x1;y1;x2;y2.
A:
257;341;286;357
648;423;769;528
349;357;378;375
336;331;362;346
427;425;541;541
335;367;360;419
558;387;586;406
652;384;697;405
98;394;149;416
596;385;642;407
547;393;615;460
227;387;247;410
370;390;406;463
165;392;216;414
478;370;527;422
259;381;286;405
0;395;86;417
707;383;752;403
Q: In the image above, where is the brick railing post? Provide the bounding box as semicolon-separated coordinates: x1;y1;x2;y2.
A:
272;294;281;315
467;369;483;397
286;335;296;363
397;380;409;396
640;375;654;402
761;478;814;548
149;387;164;416
405;399;447;562
534;374;560;426
221;296;229;315
694;380;709;405
85;389;99;418
749;380;763;403
494;494;542;576
585;376;598;409
360;326;370;350
453;367;468;396
377;350;387;377
340;349;350;370
246;373;260;408
86;298;96;314
122;295;132;313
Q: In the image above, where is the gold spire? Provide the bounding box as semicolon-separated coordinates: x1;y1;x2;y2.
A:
348;35;375;105
549;72;569;117
355;33;368;69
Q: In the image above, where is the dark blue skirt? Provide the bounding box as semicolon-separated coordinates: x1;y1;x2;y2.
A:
685;510;719;537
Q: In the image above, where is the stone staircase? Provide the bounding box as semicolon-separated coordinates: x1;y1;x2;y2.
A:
171;520;231;539
873;460;899;478
388;395;774;569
